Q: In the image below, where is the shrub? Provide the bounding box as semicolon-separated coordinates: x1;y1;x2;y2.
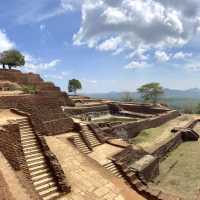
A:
22;85;37;94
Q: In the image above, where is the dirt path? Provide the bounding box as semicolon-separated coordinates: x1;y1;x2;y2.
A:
0;109;24;125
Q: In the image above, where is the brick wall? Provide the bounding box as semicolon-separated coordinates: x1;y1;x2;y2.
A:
105;110;179;138
0;69;74;106
63;104;109;116
0;123;24;170
119;103;170;114
0;95;74;135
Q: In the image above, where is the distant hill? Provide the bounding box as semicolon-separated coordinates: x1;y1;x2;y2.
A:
84;88;200;100
83;88;200;113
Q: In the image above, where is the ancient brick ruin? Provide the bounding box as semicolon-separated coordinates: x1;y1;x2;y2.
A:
0;69;200;200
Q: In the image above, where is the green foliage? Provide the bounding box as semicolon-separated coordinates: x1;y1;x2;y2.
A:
68;79;82;94
196;103;200;114
0;49;25;69
120;92;134;102
22;85;37;94
137;82;164;104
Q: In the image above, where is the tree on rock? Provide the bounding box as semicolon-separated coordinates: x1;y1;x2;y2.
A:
0;49;25;70
68;79;82;95
137;82;164;104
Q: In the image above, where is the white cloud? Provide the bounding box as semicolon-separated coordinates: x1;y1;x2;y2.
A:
97;37;121;51
23;53;61;72
0;30;15;52
155;50;170;62
173;51;192;59
178;55;200;71
40;24;46;31
16;0;81;24
124;61;149;70
73;0;200;67
61;0;81;11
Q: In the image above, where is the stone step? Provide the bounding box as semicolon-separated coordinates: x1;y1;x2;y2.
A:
29;164;47;172
39;186;58;197
42;192;60;200
20;126;32;129
27;156;45;163
32;172;52;181
33;177;54;187
20;128;33;132
27;159;46;167
23;142;39;148
17;118;28;122
20;130;33;133
25;152;43;159
21;132;36;138
20;125;31;128
24;149;41;155
23;145;40;151
31;168;50;177
35;181;56;192
21;136;36;141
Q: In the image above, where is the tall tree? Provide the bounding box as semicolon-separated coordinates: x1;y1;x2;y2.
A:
0;49;25;70
68;79;82;95
121;91;134;102
137;82;164;104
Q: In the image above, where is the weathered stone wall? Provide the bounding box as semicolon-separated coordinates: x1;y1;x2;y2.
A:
0;123;24;170
0;69;74;106
119;103;170;114
150;132;183;159
37;134;71;193
105;110;179;138
63;104;109;116
0;96;74;135
138;157;159;183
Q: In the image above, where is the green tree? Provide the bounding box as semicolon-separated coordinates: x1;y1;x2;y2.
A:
0;49;25;70
137;82;164;104
195;103;200;114
68;79;82;95
121;92;134;102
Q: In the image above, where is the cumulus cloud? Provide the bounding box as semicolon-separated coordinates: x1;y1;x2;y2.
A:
155;51;170;62
73;0;200;66
0;30;15;52
97;37;122;51
173;51;192;59
124;61;149;70
23;53;61;72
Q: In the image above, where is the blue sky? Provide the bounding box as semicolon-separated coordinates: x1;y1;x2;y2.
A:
1;0;200;93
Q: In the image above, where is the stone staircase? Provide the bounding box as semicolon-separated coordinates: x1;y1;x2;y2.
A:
81;125;101;147
17;118;61;200
73;134;92;154
103;161;124;179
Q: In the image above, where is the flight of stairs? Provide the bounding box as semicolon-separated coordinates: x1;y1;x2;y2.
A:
81;125;101;147
73;134;92;154
17;118;61;200
103;161;124;179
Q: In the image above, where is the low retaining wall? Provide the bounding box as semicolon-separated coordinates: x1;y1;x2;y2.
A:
0;123;25;170
37;135;71;193
63;104;109;116
105;110;179;138
151;132;183;158
119;103;170;114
